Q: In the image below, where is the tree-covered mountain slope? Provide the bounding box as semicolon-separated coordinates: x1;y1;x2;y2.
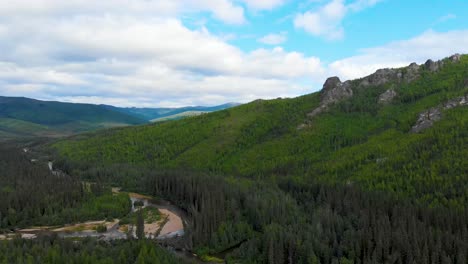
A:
54;54;468;207
49;54;468;263
0;96;146;138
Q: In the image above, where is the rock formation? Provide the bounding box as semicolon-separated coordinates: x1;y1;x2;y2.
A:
298;54;463;129
378;89;397;104
307;77;353;118
411;95;468;133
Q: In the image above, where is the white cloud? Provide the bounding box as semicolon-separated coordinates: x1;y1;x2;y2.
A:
328;30;468;80
195;0;246;24
258;32;287;45
1;0;467;108
347;0;382;11
294;0;346;40
0;5;324;107
240;0;287;10
0;0;246;24
435;13;456;24
294;0;381;40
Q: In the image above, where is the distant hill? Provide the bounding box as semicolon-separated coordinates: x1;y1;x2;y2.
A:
105;103;240;121
0;96;146;138
0;97;240;139
150;111;207;122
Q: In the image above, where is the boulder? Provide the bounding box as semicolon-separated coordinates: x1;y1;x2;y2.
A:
378;89;397;104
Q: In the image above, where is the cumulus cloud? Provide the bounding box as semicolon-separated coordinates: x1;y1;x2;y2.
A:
1;1;467;107
258;32;287;45
328;30;468;80
294;0;381;40
0;2;324;106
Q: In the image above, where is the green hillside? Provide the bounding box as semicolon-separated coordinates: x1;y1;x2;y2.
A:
54;54;468;207
51;55;468;263
0;97;146;138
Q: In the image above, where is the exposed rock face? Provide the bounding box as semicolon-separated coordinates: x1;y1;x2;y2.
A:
298;54;464;130
450;53;461;62
405;63;421;83
307;77;353;118
411;95;468;133
321;77;353;105
359;68;399;87
378;89;397;104
424;53;461;73
359;62;421;87
424;59;443;72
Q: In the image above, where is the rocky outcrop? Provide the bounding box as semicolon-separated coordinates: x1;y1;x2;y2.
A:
424;59;442;72
378;89;397;104
321;77;353;105
424;53;461;72
358;62;421;88
450;53;462;62
306;77;353;118
411;95;468;133
298;54;464;130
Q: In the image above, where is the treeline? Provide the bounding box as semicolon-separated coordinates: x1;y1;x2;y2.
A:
0;235;183;264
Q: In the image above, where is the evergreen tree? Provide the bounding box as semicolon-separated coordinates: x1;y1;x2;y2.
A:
136;210;145;240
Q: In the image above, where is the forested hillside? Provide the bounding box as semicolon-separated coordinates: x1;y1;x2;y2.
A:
50;54;468;263
54;54;468;207
0;97;146;139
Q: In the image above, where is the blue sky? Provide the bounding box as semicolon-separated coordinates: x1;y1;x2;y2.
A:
206;0;467;59
0;0;467;107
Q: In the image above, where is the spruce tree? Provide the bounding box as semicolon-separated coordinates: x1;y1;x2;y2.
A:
136;210;145;240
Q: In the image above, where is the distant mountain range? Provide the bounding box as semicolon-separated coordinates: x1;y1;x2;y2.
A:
0;96;239;139
104;102;240;122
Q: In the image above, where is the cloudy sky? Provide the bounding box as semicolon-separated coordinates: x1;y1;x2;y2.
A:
1;0;467;107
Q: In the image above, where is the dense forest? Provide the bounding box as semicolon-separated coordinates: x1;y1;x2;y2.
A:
0;143;83;229
45;55;468;263
0;142;191;263
60;167;465;263
0;143;132;229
